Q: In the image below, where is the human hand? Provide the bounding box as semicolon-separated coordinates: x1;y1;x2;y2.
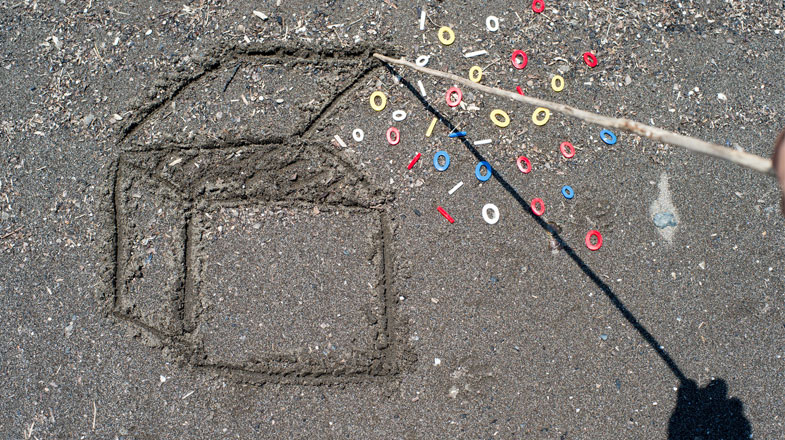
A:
775;129;785;215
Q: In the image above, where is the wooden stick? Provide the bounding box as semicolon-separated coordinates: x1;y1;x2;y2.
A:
373;53;775;177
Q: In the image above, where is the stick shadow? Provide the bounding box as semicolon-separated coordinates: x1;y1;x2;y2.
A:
383;63;752;439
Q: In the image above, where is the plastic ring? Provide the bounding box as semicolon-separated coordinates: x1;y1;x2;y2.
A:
516;156;531;174
475;161;492;182
446;87;462;107
352;129;364;142
551;75;565;92
469;66;483;83
585;230;603;251
433;151;450;171
369;91;387;111
415;55;430;67
386;127;400;145
559;141;574;158
583;52;598;68
561;185;574;199
532;0;545;13
392;110;407;121
532;107;550;126
489;109;510;128
482;203;500;225
511;50;528;70
486;16;499;32
531;198;545;216
600;129;617;145
438;26;455;45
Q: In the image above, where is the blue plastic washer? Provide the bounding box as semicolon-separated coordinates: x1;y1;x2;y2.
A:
475;161;492;181
561;185;575;199
600;129;617;145
433;151;450;171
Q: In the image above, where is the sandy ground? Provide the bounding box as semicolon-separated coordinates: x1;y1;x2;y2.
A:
1;0;784;438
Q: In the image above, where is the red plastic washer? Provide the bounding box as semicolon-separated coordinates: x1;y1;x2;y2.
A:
511;50;528;70
532;0;545;13
531;198;545;216
583;52;598;68
585;230;603;251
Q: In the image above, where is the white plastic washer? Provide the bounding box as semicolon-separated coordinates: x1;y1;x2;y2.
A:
415;55;430;67
482;203;500;225
352;128;364;142
486;16;499;32
392;110;407;122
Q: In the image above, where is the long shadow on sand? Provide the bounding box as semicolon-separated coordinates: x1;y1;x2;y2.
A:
383;63;751;439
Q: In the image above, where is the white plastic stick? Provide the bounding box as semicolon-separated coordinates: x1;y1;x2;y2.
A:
464;50;488;58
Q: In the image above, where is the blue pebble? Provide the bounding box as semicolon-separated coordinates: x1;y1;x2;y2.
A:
653;212;677;228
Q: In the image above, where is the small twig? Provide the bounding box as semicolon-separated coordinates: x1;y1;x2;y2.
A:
222;62;241;93
0;226;22;240
373;53;775;176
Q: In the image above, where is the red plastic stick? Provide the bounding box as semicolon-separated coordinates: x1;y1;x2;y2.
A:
437;206;455;223
407;152;422;170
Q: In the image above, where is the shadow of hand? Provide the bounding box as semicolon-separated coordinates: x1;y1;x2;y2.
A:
668;379;751;439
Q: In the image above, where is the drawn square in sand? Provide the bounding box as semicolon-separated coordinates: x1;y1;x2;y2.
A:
190;205;391;376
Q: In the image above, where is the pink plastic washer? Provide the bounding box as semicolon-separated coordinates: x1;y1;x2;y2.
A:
386;127;400;145
517;156;532;174
445;87;462;107
560;141;575;158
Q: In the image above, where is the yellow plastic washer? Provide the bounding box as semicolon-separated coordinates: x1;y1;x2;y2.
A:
469;66;483;83
438;26;455;45
489;109;510;128
369;91;387;111
551;75;565;92
532;107;551;126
